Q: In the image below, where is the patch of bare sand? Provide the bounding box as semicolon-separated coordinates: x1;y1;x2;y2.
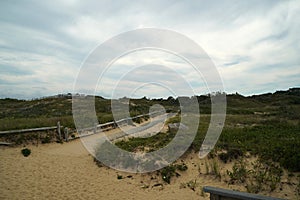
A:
0;140;205;200
0;139;298;199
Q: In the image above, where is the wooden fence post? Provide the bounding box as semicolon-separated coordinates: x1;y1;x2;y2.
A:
64;127;69;142
57;121;61;140
94;123;97;134
36;132;39;146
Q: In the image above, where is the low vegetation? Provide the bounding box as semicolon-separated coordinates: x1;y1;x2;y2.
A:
1;88;300;196
21;148;31;157
160;163;188;184
226;158;283;193
226;159;248;184
180;179;199;191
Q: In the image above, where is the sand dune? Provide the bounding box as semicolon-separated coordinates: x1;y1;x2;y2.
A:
0;140;208;200
0;135;297;199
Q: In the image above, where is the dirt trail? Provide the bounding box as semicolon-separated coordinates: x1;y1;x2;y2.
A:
80;113;172;156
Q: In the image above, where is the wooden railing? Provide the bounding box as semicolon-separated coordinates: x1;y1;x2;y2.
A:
0;126;58;135
0;110;167;144
203;186;285;200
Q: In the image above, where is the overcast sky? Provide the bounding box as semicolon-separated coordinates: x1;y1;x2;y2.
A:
0;0;299;99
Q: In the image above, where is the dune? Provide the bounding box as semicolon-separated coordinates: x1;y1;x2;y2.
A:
0;134;297;200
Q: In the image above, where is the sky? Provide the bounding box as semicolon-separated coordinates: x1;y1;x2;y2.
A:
0;0;299;99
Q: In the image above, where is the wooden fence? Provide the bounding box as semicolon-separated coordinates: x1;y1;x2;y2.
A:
203;186;285;200
0;122;63;145
76;110;165;136
0;110;166;145
0;126;58;135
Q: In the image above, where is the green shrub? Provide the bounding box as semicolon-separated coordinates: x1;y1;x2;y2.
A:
218;152;230;163
219;148;244;163
41;135;51;144
218;122;300;172
205;161;209;174
132;117;142;124
210;159;221;179
227;159;248;184
117;175;123;179
161;165;176;184
247;160;283;193
176;163;188;171
21;148;31;157
159;163;188;184
204;159;221;179
166;115;181;124
186;179;198;191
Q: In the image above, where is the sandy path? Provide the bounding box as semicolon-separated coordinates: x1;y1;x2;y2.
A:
80;113;172;156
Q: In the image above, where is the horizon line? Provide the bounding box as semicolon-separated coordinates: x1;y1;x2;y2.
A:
1;86;299;101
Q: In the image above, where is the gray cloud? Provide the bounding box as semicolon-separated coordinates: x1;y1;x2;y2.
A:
0;0;299;99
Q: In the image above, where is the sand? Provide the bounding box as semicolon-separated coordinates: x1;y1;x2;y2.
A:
1;140;210;200
0;132;298;199
79;113;171;156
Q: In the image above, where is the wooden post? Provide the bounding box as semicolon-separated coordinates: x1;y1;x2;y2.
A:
57;121;61;140
210;194;220;200
37;132;40;146
94;123;97;134
64;127;69;142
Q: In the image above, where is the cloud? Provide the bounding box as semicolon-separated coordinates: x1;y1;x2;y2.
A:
0;0;299;99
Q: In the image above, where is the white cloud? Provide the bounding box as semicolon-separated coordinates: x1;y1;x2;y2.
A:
0;0;299;98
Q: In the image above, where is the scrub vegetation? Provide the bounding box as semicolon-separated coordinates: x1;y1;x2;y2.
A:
1;88;300;195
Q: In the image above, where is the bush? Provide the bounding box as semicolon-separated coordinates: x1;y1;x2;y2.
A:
247;160;283;193
219;148;244;163
176;163;188;171
226;159;283;193
210;159;221;179
117;175;123;180
218;152;230;163
160;163;187;184
21;148;31;157
186;179;198;191
227;159;248;184
161;165;176;184
41;135;51;144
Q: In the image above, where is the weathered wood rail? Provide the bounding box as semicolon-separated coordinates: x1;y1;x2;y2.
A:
203;186;285;200
0;110;167;144
0;126;58;135
0;121;63;145
77;110;165;135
